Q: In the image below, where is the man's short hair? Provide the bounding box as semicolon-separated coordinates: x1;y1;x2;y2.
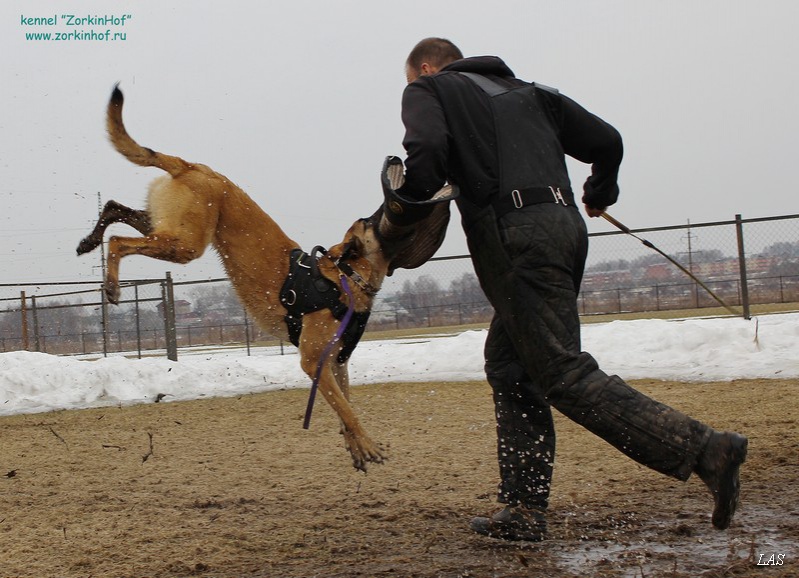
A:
406;38;463;72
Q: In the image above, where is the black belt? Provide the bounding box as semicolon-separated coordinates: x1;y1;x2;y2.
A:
493;186;575;218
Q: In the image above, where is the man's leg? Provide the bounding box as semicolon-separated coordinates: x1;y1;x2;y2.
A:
470;314;552;541
485;205;713;480
479;204;745;530
484;314;555;509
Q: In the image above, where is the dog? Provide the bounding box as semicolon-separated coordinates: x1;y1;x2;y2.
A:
77;86;392;471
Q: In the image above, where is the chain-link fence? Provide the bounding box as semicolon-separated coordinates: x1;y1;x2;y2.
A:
1;279;165;357
1;213;797;358
374;213;799;325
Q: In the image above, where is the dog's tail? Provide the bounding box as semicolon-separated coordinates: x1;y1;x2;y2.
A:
107;84;190;177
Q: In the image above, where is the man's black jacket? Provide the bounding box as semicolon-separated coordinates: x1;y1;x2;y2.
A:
398;56;623;211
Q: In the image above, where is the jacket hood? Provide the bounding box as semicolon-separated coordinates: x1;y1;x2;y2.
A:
441;56;515;78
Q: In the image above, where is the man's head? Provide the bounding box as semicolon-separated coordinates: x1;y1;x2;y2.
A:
405;37;463;83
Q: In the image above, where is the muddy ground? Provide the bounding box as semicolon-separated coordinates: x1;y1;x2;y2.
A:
0;377;797;577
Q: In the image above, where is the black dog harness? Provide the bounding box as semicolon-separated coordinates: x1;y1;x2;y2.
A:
279;246;371;363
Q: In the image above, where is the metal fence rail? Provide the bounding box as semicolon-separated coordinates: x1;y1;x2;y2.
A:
1;213;797;358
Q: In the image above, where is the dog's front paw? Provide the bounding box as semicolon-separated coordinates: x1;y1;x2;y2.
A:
347;436;387;473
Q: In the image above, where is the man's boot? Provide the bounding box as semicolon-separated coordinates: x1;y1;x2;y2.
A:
470;505;547;542
694;431;748;530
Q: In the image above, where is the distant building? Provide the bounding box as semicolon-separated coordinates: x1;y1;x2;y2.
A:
582;270;633;289
644;263;672;281
156;300;198;322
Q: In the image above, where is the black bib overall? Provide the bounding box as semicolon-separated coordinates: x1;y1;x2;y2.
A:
454;74;712;509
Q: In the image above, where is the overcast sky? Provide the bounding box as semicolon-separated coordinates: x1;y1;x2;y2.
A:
1;1;798;287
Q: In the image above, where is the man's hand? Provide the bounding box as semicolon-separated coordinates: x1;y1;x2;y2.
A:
584;205;605;218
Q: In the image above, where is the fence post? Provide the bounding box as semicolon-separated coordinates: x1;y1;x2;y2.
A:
134;283;142;359
162;272;178;361
100;283;109;358
31;295;41;352
20;291;29;351
244;309;251;356
735;214;751;320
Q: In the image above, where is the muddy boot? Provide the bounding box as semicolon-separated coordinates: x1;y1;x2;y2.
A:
694;431;748;530
470;505;547;542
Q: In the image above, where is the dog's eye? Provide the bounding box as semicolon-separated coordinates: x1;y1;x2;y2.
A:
340;241;356;261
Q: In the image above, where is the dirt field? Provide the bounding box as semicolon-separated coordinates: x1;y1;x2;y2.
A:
1;377;797;577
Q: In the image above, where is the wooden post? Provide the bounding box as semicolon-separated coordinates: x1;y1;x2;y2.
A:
735;214;751;320
31;295;41;352
20;291;29;351
162;272;178;361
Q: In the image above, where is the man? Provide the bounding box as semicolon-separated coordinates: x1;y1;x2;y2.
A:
381;37;748;542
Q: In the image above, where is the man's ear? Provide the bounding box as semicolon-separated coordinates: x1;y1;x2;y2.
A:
420;62;436;76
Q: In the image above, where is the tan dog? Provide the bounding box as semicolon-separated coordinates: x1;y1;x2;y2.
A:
77;86;390;471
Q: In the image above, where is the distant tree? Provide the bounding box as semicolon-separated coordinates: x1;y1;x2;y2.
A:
629;254;669;271
0;305;22;339
35;299;87;337
190;283;242;316
767;258;799;277
396;275;444;311
760;241;799;259
449;272;487;305
586;258;629;273
690;249;725;263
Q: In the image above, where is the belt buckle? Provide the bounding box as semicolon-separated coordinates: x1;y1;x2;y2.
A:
549;186;567;206
511;189;524;209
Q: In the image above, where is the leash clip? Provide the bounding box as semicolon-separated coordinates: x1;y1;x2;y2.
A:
297;252;311;269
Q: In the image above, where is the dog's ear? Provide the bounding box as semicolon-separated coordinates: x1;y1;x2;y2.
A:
340;235;364;262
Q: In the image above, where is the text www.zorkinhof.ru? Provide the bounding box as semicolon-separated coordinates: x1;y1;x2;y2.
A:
21;14;132;42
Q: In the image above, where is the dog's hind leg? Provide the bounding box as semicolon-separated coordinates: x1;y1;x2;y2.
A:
77;200;152;256
104;234;204;304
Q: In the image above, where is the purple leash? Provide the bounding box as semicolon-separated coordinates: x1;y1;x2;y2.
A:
303;275;355;430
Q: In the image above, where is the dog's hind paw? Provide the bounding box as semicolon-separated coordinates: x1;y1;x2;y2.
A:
76;236;100;256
